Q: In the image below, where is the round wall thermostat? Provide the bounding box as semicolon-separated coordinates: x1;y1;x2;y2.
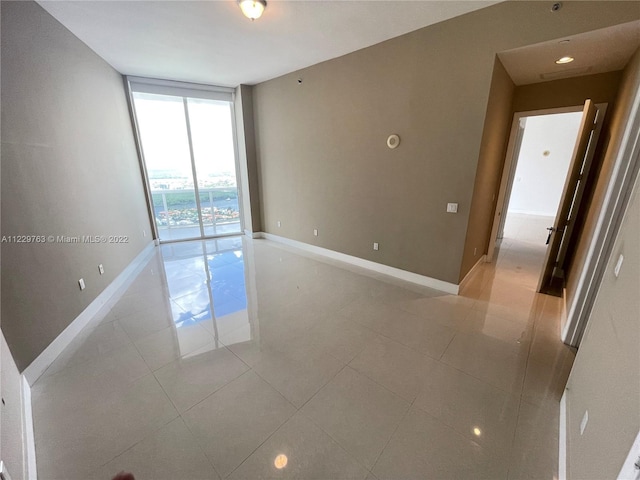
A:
387;134;400;149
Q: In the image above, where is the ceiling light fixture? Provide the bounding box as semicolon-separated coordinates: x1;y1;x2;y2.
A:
238;0;266;20
274;454;288;469
556;56;575;64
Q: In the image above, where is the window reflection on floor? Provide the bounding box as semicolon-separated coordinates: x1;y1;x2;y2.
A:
160;237;251;347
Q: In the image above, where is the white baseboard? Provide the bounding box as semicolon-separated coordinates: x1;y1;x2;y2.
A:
244;229;262;239
559;390;567;480
1;331;35;480
507;209;557;217
257;232;459;294
458;254;487;292
0;461;14;480
22;376;37;480
618;429;640;479
23;241;156;386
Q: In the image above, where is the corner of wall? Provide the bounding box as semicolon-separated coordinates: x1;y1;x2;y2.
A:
235;85;262;234
459;56;516;282
1;330;34;480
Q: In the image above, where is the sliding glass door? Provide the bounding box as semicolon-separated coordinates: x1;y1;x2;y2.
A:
187;98;240;237
129;79;241;242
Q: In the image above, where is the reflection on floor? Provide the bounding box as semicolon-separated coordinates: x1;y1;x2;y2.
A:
503;212;556;246
503;212;564;296
31;235;576;479
157;222;242;242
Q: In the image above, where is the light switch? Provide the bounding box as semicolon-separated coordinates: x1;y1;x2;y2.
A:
614;254;624;277
447;203;458;213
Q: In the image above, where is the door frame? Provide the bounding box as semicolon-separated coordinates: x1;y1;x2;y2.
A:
563;85;640;346
486;105;586;263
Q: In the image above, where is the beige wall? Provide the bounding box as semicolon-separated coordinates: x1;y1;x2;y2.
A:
562;46;640;479
235;85;262;234
1;1;151;371
513;71;624;113
253;1;639;285
565;177;640;478
460;58;514;281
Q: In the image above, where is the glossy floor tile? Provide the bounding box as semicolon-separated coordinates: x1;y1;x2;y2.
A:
413;362;520;459
32;232;574;479
373;406;507;480
182;371;296;478
91;418;219;480
228;412;369;480
300;366;410;470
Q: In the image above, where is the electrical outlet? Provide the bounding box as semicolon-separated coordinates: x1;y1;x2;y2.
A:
277;221;281;228
580;410;589;435
98;264;104;275
373;242;379;251
142;229;146;237
614;254;624;277
474;247;477;256
78;278;85;291
313;229;318;236
447;203;458;213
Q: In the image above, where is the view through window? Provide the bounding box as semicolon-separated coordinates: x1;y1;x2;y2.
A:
131;84;241;242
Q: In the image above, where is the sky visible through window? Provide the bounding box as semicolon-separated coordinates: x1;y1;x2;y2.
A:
133;91;241;239
133;92;237;190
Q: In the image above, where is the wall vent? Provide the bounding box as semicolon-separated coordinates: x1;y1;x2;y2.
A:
540;66;593;81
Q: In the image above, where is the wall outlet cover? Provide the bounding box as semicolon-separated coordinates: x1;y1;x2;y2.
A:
580;410;589;435
614;254;624;277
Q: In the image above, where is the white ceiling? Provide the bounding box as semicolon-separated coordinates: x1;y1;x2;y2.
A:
37;0;500;87
499;20;640;86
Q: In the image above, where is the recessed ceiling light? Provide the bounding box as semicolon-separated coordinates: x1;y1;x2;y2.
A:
274;454;288;469
556;56;575;64
238;0;266;20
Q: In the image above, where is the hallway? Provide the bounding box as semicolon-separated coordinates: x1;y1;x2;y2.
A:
31;235;576;479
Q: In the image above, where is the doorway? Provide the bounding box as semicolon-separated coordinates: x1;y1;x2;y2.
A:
128;78;243;243
502;112;583;246
487;102;607;295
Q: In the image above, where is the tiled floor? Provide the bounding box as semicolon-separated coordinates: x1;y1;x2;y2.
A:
502;212;556;246
31;233;575;479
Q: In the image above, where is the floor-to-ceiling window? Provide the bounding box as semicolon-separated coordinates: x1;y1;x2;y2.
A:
128;78;242;242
